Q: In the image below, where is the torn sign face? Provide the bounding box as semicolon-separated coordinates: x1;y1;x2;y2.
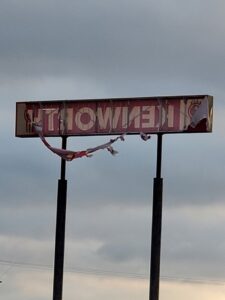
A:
32;123;126;161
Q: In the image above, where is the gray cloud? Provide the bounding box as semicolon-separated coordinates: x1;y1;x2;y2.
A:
163;132;225;206
1;0;225;92
161;205;225;279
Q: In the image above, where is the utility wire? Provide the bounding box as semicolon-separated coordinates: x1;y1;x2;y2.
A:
0;259;225;285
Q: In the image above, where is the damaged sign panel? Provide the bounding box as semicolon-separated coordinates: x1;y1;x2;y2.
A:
16;95;213;137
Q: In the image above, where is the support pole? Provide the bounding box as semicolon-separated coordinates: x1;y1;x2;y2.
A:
149;134;163;300
53;136;68;300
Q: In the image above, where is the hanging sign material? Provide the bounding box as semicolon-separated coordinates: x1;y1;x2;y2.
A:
16;95;213;137
32;123;126;160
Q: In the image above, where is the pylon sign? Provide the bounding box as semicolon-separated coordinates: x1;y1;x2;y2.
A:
16;95;213;137
15;94;213;300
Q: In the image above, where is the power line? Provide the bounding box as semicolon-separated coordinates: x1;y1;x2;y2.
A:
0;259;225;285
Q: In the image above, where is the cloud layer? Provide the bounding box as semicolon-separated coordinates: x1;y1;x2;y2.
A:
1;1;225;299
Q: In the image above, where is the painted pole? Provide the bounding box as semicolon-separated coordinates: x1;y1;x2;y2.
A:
53;136;68;300
149;134;163;300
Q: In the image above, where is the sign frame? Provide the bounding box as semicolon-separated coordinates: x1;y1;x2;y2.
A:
16;95;213;138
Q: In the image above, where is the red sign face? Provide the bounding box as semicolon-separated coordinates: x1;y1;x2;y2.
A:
16;95;213;137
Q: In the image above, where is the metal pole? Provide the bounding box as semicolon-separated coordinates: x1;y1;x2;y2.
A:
149;134;163;300
53;136;68;300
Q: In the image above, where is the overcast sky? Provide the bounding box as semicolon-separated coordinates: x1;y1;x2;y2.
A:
1;1;225;299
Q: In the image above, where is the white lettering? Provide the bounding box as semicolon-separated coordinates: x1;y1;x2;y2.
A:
142;106;155;128
45;109;59;131
75;107;96;131
97;107;122;129
26;108;42;124
179;100;186;130
59;108;73;132
112;107;121;129
97;107;112;129
122;107;128;128
168;105;174;128
155;105;166;128
129;106;140;128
